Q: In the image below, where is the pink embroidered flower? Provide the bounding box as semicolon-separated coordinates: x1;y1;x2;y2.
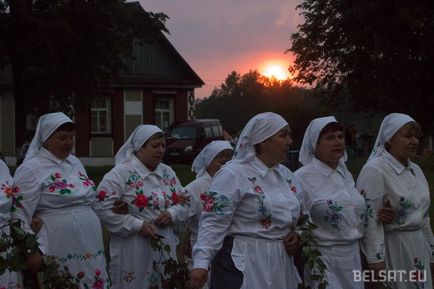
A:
170;178;176;186
134;195;148;208
200;193;208;201
291;186;297;193
253;185;263;193
77;271;85;279
54;172;61;178
97;191;108;202
49;186;56;192
85;252;92;259
204;198;215;212
92;279;104;289
55;181;68;189
95;269;101;276
152;192;158;197
137;181;143;187
3;186;18;198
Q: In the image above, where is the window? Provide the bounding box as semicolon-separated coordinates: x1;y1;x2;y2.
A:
91;97;111;134
154;97;174;131
169;127;198;139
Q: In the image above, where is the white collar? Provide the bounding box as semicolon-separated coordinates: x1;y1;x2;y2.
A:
39;147;73;165
130;155;163;179
250;156;282;178
311;157;347;177
383;151;415;175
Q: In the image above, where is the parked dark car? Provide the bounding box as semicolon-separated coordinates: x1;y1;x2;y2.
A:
164;119;224;164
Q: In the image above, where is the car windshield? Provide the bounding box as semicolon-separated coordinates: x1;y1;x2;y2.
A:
169;127;198;139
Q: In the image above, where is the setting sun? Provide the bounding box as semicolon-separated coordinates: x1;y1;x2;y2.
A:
261;62;290;81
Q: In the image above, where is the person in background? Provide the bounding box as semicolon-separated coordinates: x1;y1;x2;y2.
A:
0;159;22;288
189;112;302;289
185;140;234;248
12;112;110;288
357;113;434;289
93;124;189;289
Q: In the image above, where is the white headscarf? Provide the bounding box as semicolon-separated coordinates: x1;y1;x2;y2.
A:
299;116;347;166
24;112;73;163
233;112;288;163
368;113;415;160
191;140;234;178
115;124;163;165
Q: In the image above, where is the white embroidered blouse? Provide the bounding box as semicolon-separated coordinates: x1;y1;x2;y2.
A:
192;156;301;269
294;158;366;247
0;160;13;226
356;151;434;263
93;155;188;236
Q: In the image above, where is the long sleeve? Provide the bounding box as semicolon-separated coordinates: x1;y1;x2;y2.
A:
166;174;190;223
93;169;144;237
11;165;42;233
356;164;386;263
192;168;240;270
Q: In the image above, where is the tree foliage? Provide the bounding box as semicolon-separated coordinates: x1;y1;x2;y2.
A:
0;0;168;145
289;0;434;129
196;71;324;147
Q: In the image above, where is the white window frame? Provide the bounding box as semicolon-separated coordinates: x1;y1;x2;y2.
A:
154;97;174;131
91;97;111;134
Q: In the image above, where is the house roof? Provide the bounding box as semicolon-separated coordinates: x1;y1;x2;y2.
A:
119;2;204;88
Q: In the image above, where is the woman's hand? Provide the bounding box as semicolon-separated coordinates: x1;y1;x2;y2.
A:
140;221;156;239
30;216;43;234
27;251;43;273
283;231;301;256
377;198;395;224
154;211;172;227
189;268;208;289
111;199;129;215
178;193;190;205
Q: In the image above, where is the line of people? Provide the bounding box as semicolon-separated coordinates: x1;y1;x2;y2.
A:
0;111;432;289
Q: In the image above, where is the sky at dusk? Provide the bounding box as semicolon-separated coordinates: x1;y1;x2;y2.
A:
138;0;304;98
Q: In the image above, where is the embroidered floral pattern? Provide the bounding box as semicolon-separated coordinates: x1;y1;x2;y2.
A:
200;191;229;214
127;170;180;212
96;190;108;202
56;250;105;263
123;271;136;283
412;257;425;289
375;243;385;260
360;190;374;229
248;177;272;229
285;178;298;194
47;172;75;194
324;199;343;231
396;196;412;225
79;171;96;192
1;182;23;211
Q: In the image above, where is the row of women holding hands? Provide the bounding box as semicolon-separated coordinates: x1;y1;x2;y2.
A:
0;110;432;289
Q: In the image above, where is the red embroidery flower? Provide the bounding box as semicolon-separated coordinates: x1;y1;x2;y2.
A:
49;186;56;192
200;193;208;201
95;269;101;276
92;279;104;289
291;186;297;193
96;191;107;202
203;198;215;212
134;195;149;208
253;185;263;193
3;186;18;198
171;192;180;204
54;172;61;179
77;271;85;279
261;218;271;229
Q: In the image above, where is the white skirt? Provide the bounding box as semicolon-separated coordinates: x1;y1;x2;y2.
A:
306;241;363;289
385;229;433;289
231;235;301;289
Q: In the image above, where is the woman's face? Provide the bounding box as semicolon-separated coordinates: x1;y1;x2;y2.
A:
136;134;166;171
207;149;233;177
44;130;75;160
314;129;345;169
259;126;293;166
387;122;419;163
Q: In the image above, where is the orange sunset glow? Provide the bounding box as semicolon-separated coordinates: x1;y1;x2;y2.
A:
260;60;291;81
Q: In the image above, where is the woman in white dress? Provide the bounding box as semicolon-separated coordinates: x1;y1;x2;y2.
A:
357;113;434;289
0;160;22;288
93;124;189;289
12;112;110;288
189;112;302;289
186;140;234;247
294;116;366;289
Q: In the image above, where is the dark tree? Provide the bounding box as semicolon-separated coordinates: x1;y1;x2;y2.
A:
0;0;168;147
289;0;434;129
